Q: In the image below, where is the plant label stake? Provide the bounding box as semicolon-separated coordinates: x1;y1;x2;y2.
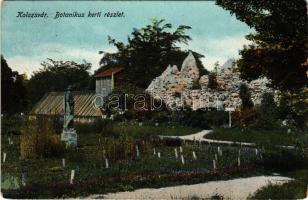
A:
192;151;197;160
62;158;66;168
215;154;217;161
181;155;185;165
157;152;161;159
22;173;26;186
8;137;11;145
3;153;6;163
70;170;75;184
218;146;222;156
153;148;156;155
238;157;241;167
174;148;178;159
105;158;109;168
213;159;216;170
255;149;258;155
180;146;183;153
136;145;140;157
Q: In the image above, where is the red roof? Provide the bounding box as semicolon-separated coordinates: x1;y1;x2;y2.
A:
95;67;125;78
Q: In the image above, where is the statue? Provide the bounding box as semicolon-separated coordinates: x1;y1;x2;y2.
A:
64;85;74;130
61;85;77;147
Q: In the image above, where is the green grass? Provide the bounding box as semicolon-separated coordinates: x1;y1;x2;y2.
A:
205;128;307;146
2;122;307;198
1;131;262;198
108;122;201;138
249;169;308;199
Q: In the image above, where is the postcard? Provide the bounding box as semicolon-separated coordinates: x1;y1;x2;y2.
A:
1;0;307;199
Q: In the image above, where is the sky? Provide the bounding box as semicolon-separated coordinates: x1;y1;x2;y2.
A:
1;1;253;76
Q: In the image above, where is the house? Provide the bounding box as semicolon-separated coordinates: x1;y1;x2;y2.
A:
30;66;126;122
95;66;125;98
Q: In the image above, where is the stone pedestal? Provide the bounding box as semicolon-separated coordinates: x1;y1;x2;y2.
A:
61;128;77;147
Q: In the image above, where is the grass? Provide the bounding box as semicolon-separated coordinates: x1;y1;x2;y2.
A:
205;128;307;147
2;121;307;198
1;130;262;198
106;121;202;138
249;169;308;199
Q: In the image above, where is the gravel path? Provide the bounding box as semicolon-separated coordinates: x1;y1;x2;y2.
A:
87;175;292;199
160;130;255;146
160;130;294;149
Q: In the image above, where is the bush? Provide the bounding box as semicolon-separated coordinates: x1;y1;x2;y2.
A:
75;118;115;134
2;116;23;135
191;80;201;90
20;117;65;159
249;180;306;199
253;92;280;129
232;108;257;127
239;83;254;110
152;112;169;123
123;110;135;120
259;147;307;171
208;73;219;90
100;135;148;162
181;109;228;129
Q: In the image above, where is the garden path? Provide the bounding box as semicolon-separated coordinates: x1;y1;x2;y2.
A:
160;130;255;146
160;130;295;149
88;175;292;199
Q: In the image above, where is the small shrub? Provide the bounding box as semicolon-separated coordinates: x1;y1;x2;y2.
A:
239;83;254;110
20;117;65;159
2;116;23;135
123;110;135;120
260;147;307;171
208;73;219;90
191;80;201;90
232;108;257;127
153;112;169;123
249;180;306;200
100;135;149;162
253;92;280;129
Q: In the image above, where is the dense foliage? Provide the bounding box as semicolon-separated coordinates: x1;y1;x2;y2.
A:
20;117;64;159
216;0;308;91
26;59;91;106
1;55;28;114
239;83;254;110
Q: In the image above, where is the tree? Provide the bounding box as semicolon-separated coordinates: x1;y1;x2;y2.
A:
239;83;254;110
98;18;208;88
26;59;91;106
1;55;28;114
255;92;279;129
216;0;308;91
208;72;219;90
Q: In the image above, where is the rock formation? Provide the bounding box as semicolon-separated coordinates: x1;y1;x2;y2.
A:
146;53;274;110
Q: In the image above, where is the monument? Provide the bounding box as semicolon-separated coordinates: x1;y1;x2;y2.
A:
61;85;77;147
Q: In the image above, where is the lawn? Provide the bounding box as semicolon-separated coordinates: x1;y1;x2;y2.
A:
204;128;307;147
2;122;307;198
1;128;262;198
